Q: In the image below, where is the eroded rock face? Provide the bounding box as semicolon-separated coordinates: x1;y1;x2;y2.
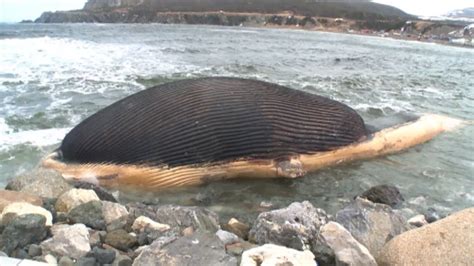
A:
128;204;220;234
40;224;91;259
377;208;474;266
133;232;236;266
55;189;100;213
320;222;376;266
1;202;53;226
249;201;333;265
6;168;72;199
241;244;316;266
335;197;408;258
359;185;404;208
1;214;48;255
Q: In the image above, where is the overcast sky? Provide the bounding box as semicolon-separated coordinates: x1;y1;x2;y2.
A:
0;0;473;22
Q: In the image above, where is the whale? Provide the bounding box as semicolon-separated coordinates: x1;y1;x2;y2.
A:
42;77;464;190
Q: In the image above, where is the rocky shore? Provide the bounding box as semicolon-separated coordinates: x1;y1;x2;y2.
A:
0;168;472;265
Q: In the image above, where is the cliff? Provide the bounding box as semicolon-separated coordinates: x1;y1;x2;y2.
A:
35;0;413;24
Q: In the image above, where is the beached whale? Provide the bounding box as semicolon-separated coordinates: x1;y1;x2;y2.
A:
42;77;464;190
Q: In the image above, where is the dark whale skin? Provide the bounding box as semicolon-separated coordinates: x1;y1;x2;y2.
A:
59;77;367;167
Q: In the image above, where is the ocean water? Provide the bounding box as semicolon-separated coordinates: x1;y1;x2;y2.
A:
1;23;473;220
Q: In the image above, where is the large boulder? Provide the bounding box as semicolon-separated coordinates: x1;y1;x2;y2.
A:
358;185;404;208
0;190;43;212
320;222;376;266
241;244;316;266
249;201;333;265
335;197;408;257
1;214;48;255
128;204;220;234
133;232;236;265
6;168;72;199
40;224;91;259
0;202;53;226
55;189;100;213
377;208;474;265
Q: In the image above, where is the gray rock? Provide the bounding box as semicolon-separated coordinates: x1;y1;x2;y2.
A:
55;189;100;213
128;204;220;234
0;251;7;256
320;222;377;266
424;207;443;223
2;214;48;255
72;181;117;202
215;229;239;245
68;200;106;230
133;232;236;266
88;230;106;247
112;254;133;266
40;224;91;259
131;216;171;245
104;229;138;251
6;168;72;199
249;201;333;265
359;185;404;208
59;256;75;266
102;201;129;231
87;246;116;264
28;244;42;257
11;248;29;259
1;202;53;226
335;197;408;258
241;244;316;266
407;214;428;227
75;256;96;266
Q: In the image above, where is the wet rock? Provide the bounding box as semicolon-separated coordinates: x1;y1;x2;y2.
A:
6;168;72;199
58;256;74;266
0;190;43;212
1;214;48;255
335;197;408;258
102;201;129;231
105;229;138;251
68;200;106;230
40;224;91;259
75;256;96;266
249;201;333;265
28;244;42;257
128;204;220;234
87;246;116;264
424;207;442;223
1;202;53;226
133;232;236;265
320;221;377;266
377;208;474;265
407;214;428;227
112;254;133;266
72;181;117;202
359;185;404;207
223;218;250;240
215;229;239;245
241;244;316;266
55;189;100;213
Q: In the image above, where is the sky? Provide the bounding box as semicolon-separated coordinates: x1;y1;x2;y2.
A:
0;0;473;22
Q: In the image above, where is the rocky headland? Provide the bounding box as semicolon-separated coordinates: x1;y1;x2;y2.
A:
32;0;473;47
0;167;472;265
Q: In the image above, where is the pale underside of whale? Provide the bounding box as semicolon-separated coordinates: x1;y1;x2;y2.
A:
42;113;464;190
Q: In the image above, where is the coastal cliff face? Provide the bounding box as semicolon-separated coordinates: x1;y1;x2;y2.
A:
35;0;413;24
